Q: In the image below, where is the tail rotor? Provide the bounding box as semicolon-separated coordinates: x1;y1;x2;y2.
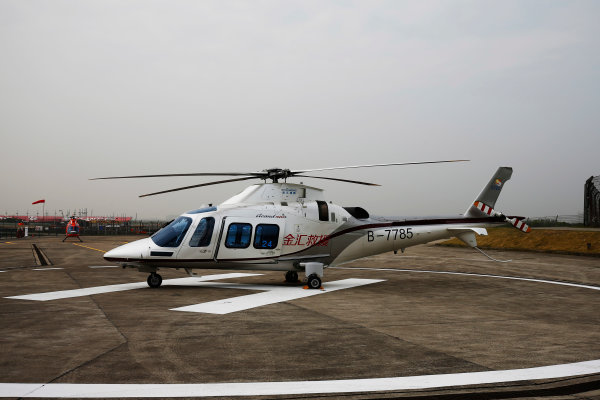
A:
473;201;531;233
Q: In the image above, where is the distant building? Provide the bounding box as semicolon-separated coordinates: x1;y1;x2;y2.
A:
584;175;600;227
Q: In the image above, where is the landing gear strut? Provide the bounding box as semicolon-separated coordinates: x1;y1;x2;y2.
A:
302;262;324;289
147;272;162;288
285;270;298;283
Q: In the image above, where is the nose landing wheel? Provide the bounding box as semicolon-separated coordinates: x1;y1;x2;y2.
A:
147;272;162;288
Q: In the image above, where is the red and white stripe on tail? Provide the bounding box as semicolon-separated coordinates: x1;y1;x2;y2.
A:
506;217;531;233
474;201;498;216
473;201;531;233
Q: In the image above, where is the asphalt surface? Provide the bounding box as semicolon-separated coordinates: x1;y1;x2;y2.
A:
0;235;599;399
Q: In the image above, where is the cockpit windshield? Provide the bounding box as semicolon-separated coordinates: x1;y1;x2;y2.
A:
151;216;192;247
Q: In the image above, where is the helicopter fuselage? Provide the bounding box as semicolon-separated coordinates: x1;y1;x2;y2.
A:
103;183;505;278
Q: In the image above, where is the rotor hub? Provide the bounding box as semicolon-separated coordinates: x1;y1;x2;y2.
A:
263;168;292;182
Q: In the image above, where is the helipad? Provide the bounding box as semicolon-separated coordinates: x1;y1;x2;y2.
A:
1;236;599;398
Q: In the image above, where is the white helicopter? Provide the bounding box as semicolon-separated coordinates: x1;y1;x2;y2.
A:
94;161;530;289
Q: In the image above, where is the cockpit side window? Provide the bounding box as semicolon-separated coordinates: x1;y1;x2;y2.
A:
189;217;215;247
151;216;192;247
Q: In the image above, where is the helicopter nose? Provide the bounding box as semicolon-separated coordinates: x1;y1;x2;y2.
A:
104;238;150;262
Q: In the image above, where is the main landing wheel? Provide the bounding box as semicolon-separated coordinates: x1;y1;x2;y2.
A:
147;273;162;288
307;274;322;289
285;271;298;283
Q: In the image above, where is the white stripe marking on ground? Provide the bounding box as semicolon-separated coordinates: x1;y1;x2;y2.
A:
31;268;63;271
331;266;600;291
5;273;262;301
171;278;383;314
1;360;599;398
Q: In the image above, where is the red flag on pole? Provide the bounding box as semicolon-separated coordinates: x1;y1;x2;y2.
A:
32;199;45;205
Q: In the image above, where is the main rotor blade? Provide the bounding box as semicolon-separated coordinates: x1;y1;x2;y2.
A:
90;172;264;180
294;175;380;186
292;160;469;174
139;176;258;198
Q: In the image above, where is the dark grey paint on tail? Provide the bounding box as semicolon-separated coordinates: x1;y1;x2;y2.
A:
464;167;513;216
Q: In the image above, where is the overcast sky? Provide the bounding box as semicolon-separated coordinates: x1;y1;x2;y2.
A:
1;1;598;220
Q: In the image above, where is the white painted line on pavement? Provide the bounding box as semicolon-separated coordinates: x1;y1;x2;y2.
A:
332;267;600;291
171;278;384;314
1;359;600;398
5;273;262;301
31;268;63;271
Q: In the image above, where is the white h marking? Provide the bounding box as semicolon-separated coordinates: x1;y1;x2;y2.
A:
5;274;383;314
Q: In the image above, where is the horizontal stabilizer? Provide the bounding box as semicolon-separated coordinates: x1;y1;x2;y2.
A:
447;227;488;247
447;227;488;235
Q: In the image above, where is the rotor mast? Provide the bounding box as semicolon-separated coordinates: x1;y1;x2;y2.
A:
264;168;292;183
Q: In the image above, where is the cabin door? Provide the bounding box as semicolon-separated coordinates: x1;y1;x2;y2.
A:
214;217;285;263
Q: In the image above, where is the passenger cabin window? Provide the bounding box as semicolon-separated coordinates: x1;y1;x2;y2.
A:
151;216;192;247
225;223;252;248
189;217;215;247
316;201;329;221
254;224;279;249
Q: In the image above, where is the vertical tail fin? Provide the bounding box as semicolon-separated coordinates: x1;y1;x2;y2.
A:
465;167;513;217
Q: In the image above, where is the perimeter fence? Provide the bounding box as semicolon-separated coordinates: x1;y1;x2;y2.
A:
528;214;585;227
0;220;169;240
1;214;591;240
